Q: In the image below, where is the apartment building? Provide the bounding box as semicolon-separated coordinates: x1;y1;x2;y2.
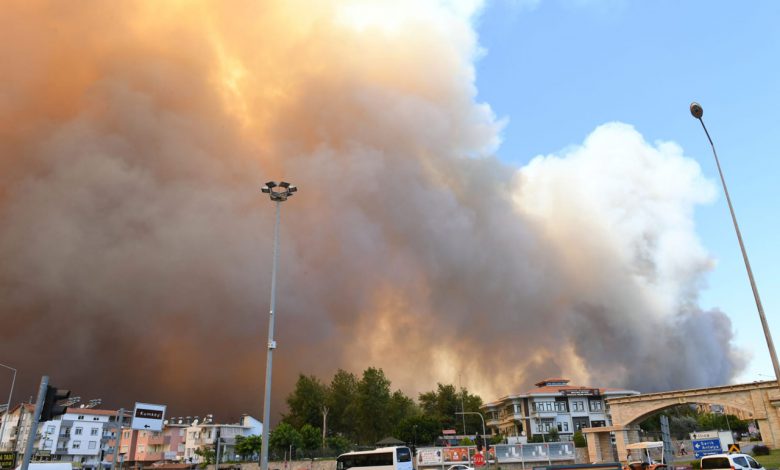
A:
183;415;262;464
37;408;117;469
115;422;188;468
0;404;36;452
482;378;639;441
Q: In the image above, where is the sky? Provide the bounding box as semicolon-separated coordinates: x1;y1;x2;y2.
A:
0;0;778;421
474;0;780;384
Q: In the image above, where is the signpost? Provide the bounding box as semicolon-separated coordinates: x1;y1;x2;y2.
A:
693;439;722;459
131;403;166;432
0;452;16;470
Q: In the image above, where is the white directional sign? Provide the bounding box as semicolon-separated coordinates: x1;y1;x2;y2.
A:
131;402;166;432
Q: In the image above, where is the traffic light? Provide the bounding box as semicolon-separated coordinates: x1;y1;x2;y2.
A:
475;433;484;452
40;386;70;421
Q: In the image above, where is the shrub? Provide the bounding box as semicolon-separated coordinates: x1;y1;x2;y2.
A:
752;445;770;456
573;431;587;448
691;460;700;470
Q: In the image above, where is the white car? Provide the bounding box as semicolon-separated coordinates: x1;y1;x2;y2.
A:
700;453;765;470
447;465;475;470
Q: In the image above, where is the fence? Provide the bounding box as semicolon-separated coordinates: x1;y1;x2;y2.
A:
417;443;576;469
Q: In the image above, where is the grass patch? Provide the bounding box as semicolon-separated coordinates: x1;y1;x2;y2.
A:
754;448;780;469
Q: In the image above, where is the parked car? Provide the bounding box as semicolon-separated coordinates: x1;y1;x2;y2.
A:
447;465;475;470
700;453;764;470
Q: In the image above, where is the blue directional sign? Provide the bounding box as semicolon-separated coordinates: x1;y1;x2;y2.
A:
693;439;722;458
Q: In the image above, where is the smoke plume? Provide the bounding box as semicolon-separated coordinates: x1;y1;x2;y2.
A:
0;0;744;419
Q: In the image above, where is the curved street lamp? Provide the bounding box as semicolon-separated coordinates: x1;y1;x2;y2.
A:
690;102;780;386
259;181;297;470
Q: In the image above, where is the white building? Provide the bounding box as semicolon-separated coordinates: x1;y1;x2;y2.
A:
0;404;37;453
482;378;639;441
37;408;116;469
183;415;262;464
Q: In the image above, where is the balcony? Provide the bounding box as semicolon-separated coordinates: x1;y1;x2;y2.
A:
136;452;164;461
145;436;165;445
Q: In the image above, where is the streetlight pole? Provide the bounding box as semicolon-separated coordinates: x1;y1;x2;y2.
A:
0;364;16;451
690;102;780;386
259;181;297;470
456;412;488;467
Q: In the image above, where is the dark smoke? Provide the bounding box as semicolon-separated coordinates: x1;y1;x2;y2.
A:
0;1;744;421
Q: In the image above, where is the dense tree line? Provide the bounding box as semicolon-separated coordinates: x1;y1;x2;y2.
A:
281;367;485;447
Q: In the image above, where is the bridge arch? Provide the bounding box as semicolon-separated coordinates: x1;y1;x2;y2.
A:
622;399;755;427
583;380;780;464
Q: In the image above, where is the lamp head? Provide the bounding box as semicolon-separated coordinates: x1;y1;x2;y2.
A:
690;102;703;119
261;181;297;201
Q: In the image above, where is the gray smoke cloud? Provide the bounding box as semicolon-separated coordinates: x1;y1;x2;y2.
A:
0;0;744;420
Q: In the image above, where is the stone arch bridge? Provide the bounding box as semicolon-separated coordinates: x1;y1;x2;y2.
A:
584;380;780;462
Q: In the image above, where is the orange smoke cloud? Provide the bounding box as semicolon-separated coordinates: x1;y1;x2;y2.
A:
0;0;742;420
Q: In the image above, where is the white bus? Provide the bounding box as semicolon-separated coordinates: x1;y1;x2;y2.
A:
337;447;414;470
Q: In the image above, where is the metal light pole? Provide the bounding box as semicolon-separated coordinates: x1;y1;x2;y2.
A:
111;408;125;470
456;412;489;467
259;181;297;470
690;102;780;386
0;363;17;451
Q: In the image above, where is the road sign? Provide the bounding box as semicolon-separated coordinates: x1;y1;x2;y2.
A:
473;453;486;467
728;444;741;454
693;438;722;458
0;452;16;470
131;402;166;431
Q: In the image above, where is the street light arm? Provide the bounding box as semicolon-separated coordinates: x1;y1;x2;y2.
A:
690;103;780;387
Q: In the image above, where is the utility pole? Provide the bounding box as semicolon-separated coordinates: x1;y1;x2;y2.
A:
21;376;48;470
459;374;466;435
111;408;125;470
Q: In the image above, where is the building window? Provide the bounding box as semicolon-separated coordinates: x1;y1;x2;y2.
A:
47;426;55;434
138;445;145;453
78;416;84;420
73;441;81;449
91;428;99;436
88;442;97;449
589;400;603;412
75;428;83;435
572;401;584;412
557;423;562;431
563;423;569;432
554;402;567;412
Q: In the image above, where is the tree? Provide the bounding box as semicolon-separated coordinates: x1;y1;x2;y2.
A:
386;390;416;430
418;383;484;434
326;435;352;454
355;367;392;444
300;424;322;452
194;446;215;467
235;435;262;461
548;428;560;442
573;431;587;448
327;369;358;440
284;375;328;429
396;415;440;446
269;423;303;457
